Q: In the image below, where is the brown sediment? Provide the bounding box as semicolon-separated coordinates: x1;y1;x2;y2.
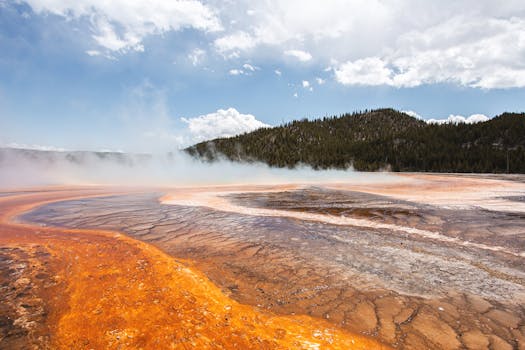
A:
327;173;525;210
19;174;525;349
161;183;525;259
0;190;388;349
154;176;525;349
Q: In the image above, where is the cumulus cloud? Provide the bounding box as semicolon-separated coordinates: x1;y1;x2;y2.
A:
402;110;423;119
212;0;388;59
334;16;525;88
23;0;222;54
242;63;258;72
335;57;393;86
210;1;525;89
302;80;313;91
214;31;256;54
427;114;489;124
284;50;312;62
274;69;282;76
229;69;243;76
315;77;325;85
402;110;489;124
228;63;259;76
21;0;525;88
181;108;270;142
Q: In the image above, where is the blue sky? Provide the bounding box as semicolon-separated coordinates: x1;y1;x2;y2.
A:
1;0;525;152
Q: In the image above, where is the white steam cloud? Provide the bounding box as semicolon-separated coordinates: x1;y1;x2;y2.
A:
0;148;400;189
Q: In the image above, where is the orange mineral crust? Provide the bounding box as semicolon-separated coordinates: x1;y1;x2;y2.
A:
0;190;389;349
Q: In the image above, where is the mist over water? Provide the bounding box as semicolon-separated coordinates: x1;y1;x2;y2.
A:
0;148;401;189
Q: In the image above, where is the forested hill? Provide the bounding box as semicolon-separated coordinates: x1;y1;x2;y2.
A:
185;109;525;173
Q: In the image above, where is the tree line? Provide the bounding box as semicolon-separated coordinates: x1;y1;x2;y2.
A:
185;108;525;173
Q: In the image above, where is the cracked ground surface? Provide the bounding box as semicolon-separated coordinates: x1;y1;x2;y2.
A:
0;190;387;349
17;174;525;349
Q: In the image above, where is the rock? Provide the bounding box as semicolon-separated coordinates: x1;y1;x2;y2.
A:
486;309;520;329
462;329;489;349
411;311;461;349
489;335;513;350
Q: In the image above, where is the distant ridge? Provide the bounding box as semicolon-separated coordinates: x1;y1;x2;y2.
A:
185;108;525;173
0;148;152;166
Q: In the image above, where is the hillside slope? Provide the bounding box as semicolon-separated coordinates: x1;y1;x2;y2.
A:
185;109;525;173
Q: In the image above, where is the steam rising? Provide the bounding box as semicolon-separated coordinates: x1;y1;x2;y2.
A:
0;148;399;189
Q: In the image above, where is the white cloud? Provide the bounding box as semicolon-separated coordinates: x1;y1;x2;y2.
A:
188;48;206;66
242;63;259;72
402;110;489;124
181;108;270;142
465;114;491;123
275;69;282;76
212;0;389;59
210;1;525;89
402;110;423;119
228;63;259;76
22;0;525;88
214;31;256;54
293;92;298;98
91;16;144;52
333;16;525;88
85;50;101;57
302;80;313;91
284;50;312;62
427;114;489;124
335;57;393;86
229;69;243;75
24;0;222;54
315;77;325;85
